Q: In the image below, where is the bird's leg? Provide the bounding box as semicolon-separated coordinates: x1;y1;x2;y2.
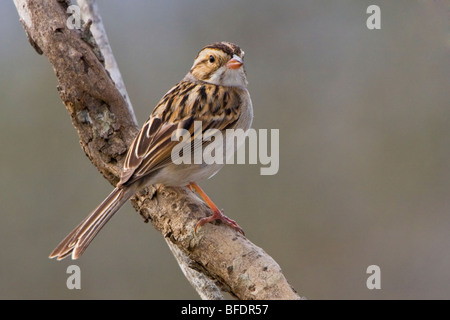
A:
188;182;245;235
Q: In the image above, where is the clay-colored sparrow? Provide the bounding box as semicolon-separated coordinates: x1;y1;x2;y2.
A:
50;42;253;260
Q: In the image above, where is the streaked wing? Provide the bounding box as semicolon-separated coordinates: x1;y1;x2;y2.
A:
119;81;242;186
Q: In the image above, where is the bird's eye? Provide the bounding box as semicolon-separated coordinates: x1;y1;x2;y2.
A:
209;55;215;63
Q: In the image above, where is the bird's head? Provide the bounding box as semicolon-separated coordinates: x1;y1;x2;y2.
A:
189;42;247;88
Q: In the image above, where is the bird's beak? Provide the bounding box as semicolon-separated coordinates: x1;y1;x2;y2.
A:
226;55;243;69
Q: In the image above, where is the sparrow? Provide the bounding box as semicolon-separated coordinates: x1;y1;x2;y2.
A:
49;42;253;260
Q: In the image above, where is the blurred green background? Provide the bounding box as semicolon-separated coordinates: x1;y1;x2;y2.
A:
1;0;449;299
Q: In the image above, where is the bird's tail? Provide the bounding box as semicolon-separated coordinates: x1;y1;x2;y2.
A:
49;187;130;260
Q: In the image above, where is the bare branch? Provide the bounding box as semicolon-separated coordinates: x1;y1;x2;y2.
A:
165;239;225;300
14;0;300;300
77;0;137;125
